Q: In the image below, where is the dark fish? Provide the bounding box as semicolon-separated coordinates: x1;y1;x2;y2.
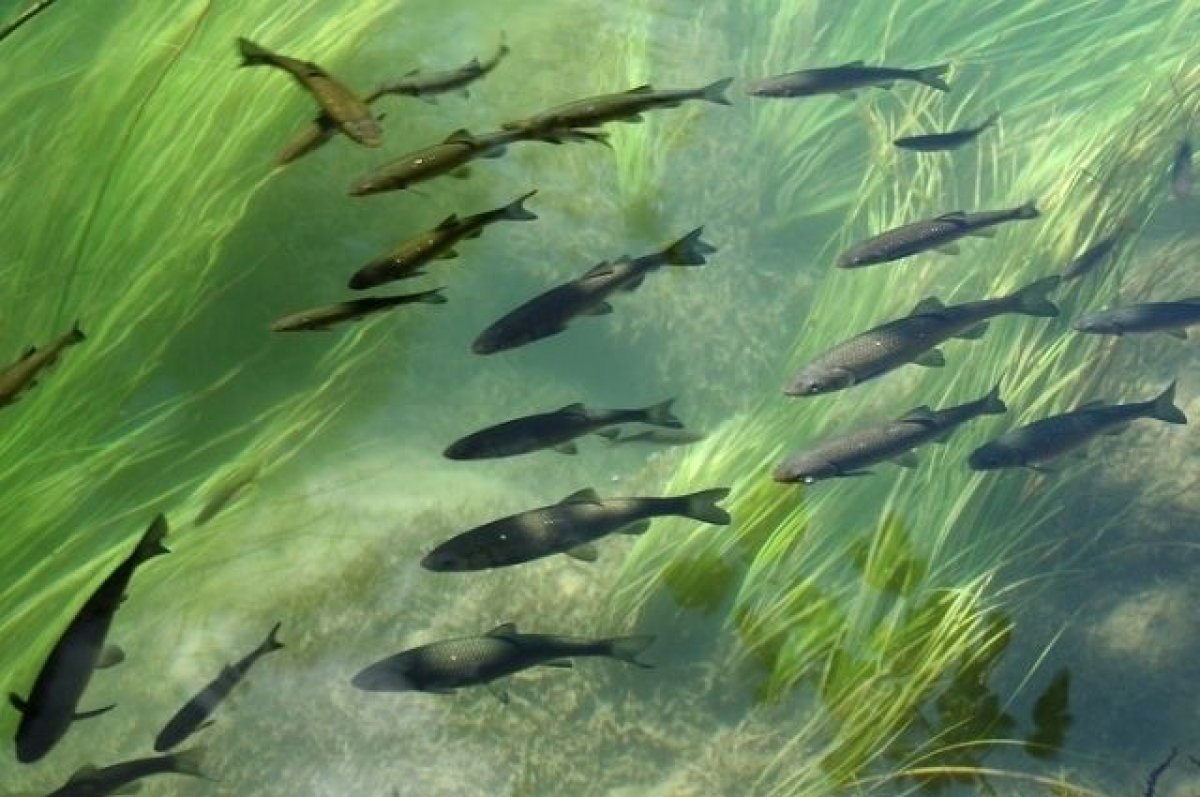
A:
193;465;261;526
893;112;998;152
774;383;1006;483
154;623;284;752
11;516;170;763
1060;228;1126;281
444;399;681;460
1170;138;1193;200
1073;298;1200;338
472;227;716;355
45;749;205;796
349;192;538;290
747;60;950;98
502;78;732;133
0;321;85;408
968;382;1186;472
237;37;381;148
785;277;1060;397
598;428;708;447
271;288;447;331
373;37;510;101
352;623;653;698
836;202;1040;269
421;487;730;571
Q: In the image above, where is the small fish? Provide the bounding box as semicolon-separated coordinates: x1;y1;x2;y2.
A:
193;464;261;526
472;227;716;355
893;112;998;152
444;399;681;460
774;383;1006;483
1060;228;1126;281
349;192;538;290
421;487;730;571
154;623;284;752
836;202;1040;268
502;78;732;133
747;60;950;98
598;428;708;447
968;382;1186;472
1170;138;1193;200
271;288;447;331
373;36;510;101
352;623;654;699
785;277;1060;397
11;516;169;763
1073;298;1200;338
237;37;381;147
45;748;206;796
0;321;85;408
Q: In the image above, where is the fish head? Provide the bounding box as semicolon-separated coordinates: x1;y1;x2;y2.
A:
351;658;418;692
784;366;855;397
442;438;478;460
967;442;1019;471
1070;313;1121;335
420;543;492;572
772;454;838;484
835;250;872;268
348;174;398;196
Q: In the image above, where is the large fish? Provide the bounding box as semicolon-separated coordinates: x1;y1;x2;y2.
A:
836;202;1039;269
1072;298;1200;338
154;622;284;752
352;623;653;700
0;321;85;408
501;78;732;133
444;399;681;459
237;37;381;148
1170;138;1193;200
472;227;716;355
349;192;538;290
45;749;205;796
421;487;731;571
11;515;170;763
747;61;950;98
272;288;447;331
785;277;1061;397
893;113;998;152
968;382;1187;472
774;383;1006;483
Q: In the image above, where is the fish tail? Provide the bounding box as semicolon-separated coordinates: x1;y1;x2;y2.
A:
236;37;274;68
677;487;732;525
503;190;538;221
1008;276;1061;317
605;635;656;668
914;63;952;92
979;381;1007;415
661;227;717;267
135;514;171;562
169;746;210;779
699;77;734;106
1146;381;1188;425
263;621;285;653
640;398;683;429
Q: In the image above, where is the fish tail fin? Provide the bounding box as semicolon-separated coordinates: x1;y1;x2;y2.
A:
418;287;449;305
135;514;171;562
700;77;734;105
606;635;656;668
1014;200;1040;219
980;381;1007;415
1147;381;1188;425
504;190;538;221
70;320;86;343
661;227;717;266
263;621;285;653
915;63;952;92
677;487;732;525
641;398;683;429
236;37;273;68
169;746;211;779
1008;276;1061;317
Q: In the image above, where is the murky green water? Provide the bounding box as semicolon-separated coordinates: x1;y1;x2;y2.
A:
1;1;1199;794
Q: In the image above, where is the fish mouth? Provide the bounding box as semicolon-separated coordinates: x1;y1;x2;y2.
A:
441;442;474;460
471;338;499;355
771;466;799;483
351;664;415;692
419;550;453;571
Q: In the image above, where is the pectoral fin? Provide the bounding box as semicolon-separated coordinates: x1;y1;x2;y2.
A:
954;322;990;340
934;243;961;255
565;543;599;562
891;452;920;469
74;703;117;721
913;349;946;367
96;645;125;669
619;520;652;536
540;659;574;669
485;683;510;704
552;443;579;455
449;167;472;179
436;250;459;260
9;693;28;713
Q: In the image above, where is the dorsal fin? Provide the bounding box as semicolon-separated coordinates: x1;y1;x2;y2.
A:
560;487;601;505
626;84;654;93
486;622;519;638
909;297;946;316
898;405;937;423
435;214;459;230
841;60;866;67
556;402;587;415
18;346;36;361
466;57;481;69
443;128;474;144
403;67;420;77
934;211;969;222
580;261;615;279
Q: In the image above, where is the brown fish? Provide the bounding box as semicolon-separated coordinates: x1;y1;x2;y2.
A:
502;78;732;133
0;321;84;408
271;288;447;332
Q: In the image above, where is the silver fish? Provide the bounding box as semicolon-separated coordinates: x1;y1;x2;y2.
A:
46;749;206;796
373;37;510;101
1073;298;1200;338
747;60;950;98
774;383;1006;483
785;277;1060;397
969;382;1187;472
502;78;732;132
893;112;998;152
421;487;730;571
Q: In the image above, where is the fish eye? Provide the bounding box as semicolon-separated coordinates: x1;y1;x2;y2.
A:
807;384;823;395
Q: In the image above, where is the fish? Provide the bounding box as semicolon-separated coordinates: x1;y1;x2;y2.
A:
236;37;381;148
352;623;654;700
11;515;170;763
836;202;1040;268
893;112;999;152
373;36;510;101
444;398;682;459
968;382;1187;472
272;289;447;331
501;78;732;133
421;487;731;571
785;276;1061;397
472;227;716;355
349;192;538;290
747;60;950;98
773;383;1006;483
1170;138;1193;200
1072;298;1200;338
1060;228;1127;281
0;321;85;408
597;428;708;447
45;749;206;796
193;464;261;526
154;623;284;752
